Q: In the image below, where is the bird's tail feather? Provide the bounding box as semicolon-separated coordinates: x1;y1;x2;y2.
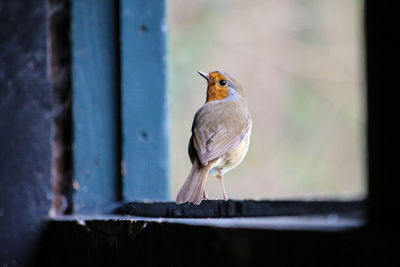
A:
176;160;211;205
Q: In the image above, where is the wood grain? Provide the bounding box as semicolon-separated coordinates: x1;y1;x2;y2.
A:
120;0;169;201
72;0;119;211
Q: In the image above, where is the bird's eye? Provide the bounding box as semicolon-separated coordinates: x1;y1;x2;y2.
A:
219;80;227;86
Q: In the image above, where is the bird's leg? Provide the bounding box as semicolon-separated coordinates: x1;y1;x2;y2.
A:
202;191;209;200
216;169;228;200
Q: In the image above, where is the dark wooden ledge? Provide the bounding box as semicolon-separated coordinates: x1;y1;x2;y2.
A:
113;199;364;219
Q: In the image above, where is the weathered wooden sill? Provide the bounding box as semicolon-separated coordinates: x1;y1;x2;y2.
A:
53;199;366;231
50;214;364;232
113;199;365;219
38;200;369;266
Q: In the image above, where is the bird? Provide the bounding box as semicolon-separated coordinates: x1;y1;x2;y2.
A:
176;70;252;205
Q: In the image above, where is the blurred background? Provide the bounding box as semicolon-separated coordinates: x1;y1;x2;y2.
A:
169;0;365;200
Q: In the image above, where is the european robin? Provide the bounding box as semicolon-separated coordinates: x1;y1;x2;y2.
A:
176;71;252;205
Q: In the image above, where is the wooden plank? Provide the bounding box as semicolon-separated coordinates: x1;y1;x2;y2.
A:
72;0;119;211
120;0;169;200
113;199;365;219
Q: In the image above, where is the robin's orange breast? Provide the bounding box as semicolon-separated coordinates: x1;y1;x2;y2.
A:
206;85;229;102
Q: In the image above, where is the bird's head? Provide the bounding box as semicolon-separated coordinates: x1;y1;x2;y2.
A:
198;71;245;103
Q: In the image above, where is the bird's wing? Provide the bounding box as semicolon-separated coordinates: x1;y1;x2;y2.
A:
191;101;251;166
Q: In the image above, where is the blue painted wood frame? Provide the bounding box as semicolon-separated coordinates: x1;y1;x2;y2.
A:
120;0;170;200
72;0;119;211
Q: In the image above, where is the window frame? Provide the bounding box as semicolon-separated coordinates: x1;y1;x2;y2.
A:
49;0;393;234
68;0;169;214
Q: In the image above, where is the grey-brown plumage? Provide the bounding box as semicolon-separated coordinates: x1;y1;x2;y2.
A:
176;71;251;205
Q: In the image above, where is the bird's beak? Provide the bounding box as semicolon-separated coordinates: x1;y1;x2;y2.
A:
198;71;211;82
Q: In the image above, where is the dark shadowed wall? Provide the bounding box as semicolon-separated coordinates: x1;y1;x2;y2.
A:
0;0;52;265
